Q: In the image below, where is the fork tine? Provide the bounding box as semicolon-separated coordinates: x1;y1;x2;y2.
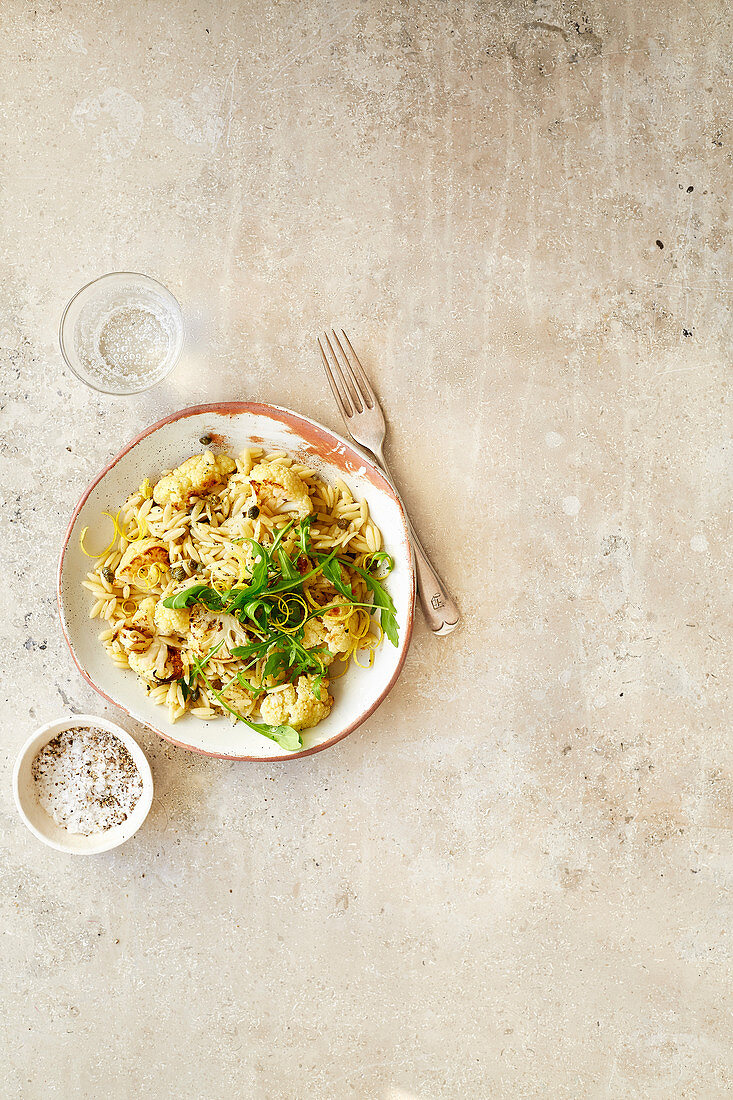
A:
329;329;367;413
323;330;363;413
318;335;353;418
338;330;375;409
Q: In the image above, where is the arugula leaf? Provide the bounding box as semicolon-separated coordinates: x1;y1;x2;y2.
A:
302;599;375;624
317;554;355;600
298;515;313;556
176;640;224;709
275;546;300;586
230;639;268;661
244;542;270;591
363;551;395;579
312;670;326;701
178;668;203;703
263;648;288;680
350;563;399;646
232;599;267;631
234;671;261;694
268;548;340;594
189;638;225;678
269;516;298;555
222;544;269;612
223;588;254;614
161;510;398;728
163;584;224;611
192;652;302;751
244;720;302;752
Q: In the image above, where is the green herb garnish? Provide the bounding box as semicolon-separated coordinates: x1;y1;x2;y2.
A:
166;584;225;611
348;562;399;646
161;517;399;740
193;656;302;751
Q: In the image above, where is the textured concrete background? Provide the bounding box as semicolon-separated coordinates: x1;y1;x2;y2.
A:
1;1;731;1097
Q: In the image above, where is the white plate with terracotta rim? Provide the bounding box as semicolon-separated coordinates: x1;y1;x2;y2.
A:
57;403;415;761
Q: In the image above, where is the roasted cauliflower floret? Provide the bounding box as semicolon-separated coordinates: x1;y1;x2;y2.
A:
127;638;169;683
154;600;190;636
302;617;331;660
187;606;245;658
188;605;225;656
302;601;351;657
115;538;169;585
131;597;157;634
248;462;312;519
153;451;236;506
322;601;352;655
259;675;332;731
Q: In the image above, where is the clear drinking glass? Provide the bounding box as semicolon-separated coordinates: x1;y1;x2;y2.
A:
59;272;184;394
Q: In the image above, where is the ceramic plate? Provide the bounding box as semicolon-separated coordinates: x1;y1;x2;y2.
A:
57;403;415;760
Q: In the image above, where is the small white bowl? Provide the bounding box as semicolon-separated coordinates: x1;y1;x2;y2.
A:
13;714;154;854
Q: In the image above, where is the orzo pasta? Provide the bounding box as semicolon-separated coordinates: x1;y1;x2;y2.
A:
81;447;398;750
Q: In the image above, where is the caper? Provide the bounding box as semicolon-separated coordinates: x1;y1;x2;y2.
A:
199;434;213;446
247;505;260;519
171;565;186;582
336;519;350;530
102;567;114;582
189;560;201;572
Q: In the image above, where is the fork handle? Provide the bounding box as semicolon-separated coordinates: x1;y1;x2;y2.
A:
370;449;460;636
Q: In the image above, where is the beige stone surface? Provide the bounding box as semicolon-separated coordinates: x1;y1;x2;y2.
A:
1;1;731;1096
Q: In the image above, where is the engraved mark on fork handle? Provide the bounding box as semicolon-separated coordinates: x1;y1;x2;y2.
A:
410;527;460;636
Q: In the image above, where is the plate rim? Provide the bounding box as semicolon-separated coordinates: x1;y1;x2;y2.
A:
57;401;415;762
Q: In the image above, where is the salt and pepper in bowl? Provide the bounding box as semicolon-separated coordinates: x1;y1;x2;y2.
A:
13;714;153;854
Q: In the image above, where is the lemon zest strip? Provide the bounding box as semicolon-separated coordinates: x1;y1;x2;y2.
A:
79;509;121;558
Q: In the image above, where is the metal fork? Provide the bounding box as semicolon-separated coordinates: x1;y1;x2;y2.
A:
318;330;459;636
